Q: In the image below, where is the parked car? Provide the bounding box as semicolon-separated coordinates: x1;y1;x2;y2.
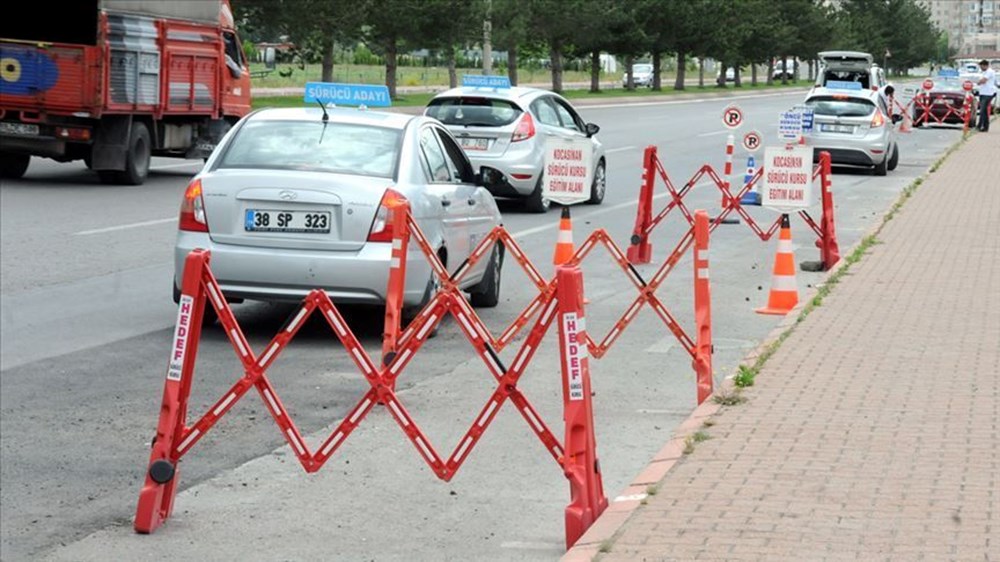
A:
773;60;795;81
815;51;893;104
802;86;901;176
913;77;977;126
173;107;504;320
425;87;606;213
623;63;654;88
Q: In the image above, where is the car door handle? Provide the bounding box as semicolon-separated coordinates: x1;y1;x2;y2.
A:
441;199;451;207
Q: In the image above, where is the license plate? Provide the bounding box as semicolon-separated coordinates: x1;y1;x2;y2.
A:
244;209;330;233
820;123;854;133
933;98;949;105
0;122;40;136
459;137;490;151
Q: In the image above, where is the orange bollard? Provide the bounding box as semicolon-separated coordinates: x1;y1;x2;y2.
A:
553;206;574;265
557;265;607;549
627;146;656;264
756;214;799;315
691;211;713;404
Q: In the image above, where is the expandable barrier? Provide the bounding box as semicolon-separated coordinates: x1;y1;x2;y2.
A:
891;91;975;132
627;145;840;271
136;198;714;550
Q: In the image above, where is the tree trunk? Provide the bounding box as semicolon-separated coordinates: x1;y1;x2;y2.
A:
780;55;788;85
652;51;662;91
590;49;600;92
549;43;563;93
751;63;758;86
507;46;518;86
625;54;634;90
793;58;799;82
321;34;334;82
386;39;398;99
807;59;814;81
716;62;727;88
446;47;457;88
734;65;742;87
674;51;686;90
698;58;704;87
767;58;774;85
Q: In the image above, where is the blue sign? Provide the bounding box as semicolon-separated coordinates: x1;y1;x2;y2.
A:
303;82;391;107
826;80;863;91
462;75;511;89
801;108;815;132
937;68;960;78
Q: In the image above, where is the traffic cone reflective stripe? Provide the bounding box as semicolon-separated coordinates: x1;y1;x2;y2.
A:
756;214;798;315
553;206;574;265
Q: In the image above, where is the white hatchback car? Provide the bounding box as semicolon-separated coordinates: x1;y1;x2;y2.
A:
425;87;606;213
802;87;901;176
174;107;504;319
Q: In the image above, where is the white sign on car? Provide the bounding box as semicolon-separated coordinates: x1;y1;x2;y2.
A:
778;110;803;141
762;145;815;212
543;138;593;206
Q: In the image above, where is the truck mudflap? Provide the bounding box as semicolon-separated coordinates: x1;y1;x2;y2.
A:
186;118;232;159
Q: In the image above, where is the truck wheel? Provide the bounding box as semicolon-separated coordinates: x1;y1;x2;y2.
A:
0;153;30;179
119;122;151;185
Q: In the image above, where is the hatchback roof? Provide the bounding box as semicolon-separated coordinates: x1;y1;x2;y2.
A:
818;51;874;65
807;87;880;102
247;106;417;129
431;86;550;102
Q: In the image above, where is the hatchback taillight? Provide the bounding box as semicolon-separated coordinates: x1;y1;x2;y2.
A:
367;188;407;242
870;111;885;128
511;112;535;142
179;179;208;232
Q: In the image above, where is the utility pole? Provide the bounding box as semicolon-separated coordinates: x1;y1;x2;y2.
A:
483;0;493;75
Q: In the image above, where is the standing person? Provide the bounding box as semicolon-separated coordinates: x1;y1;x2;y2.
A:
974;59;997;132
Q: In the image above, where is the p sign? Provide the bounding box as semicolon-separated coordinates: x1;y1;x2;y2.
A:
543;138;593;206
742;130;762;152
762;145;815;212
722;105;744;129
922;79;934;91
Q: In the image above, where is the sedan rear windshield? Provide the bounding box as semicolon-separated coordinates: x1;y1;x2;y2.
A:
804;96;875;117
425;97;522;127
218;120;402;178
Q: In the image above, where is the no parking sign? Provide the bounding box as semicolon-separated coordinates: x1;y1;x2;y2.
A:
742;130;762;152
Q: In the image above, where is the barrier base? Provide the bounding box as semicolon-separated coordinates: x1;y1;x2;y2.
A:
755;305;794;316
799;260;825;272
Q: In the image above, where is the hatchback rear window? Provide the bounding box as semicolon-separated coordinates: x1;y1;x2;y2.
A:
218;120;401;178
805;96;875;117
425;97;522;127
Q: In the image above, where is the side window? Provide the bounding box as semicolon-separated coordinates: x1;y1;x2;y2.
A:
435;128;474;184
552;98;584;132
532;97;561;126
419;128;451;183
223;31;244;66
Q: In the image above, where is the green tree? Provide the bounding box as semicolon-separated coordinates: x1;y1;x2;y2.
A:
421;0;486;88
491;0;532;85
528;0;588;92
363;1;432;98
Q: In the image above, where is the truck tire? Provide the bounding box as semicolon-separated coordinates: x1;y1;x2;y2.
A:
0;153;30;179
99;122;151;185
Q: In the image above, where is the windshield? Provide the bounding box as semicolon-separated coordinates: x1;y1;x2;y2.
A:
425;97;522;127
933;78;966;92
633;64;653;74
218;120;401;177
805;96;875;117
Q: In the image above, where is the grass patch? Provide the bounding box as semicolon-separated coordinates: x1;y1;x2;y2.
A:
712;388;747;406
251;80;811;110
702;418;716;428
599;539;614;553
691;431;711;443
733;365;757;388
646;484;659;496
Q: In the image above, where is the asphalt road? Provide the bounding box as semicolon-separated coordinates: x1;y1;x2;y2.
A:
0;89;962;561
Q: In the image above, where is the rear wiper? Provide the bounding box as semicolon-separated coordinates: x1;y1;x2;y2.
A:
462;122;495;127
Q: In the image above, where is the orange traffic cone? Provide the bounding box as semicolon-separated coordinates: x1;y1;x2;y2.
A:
553;206;574;265
898;112;912;133
756;214;798;315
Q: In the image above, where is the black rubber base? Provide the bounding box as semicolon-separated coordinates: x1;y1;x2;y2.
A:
149;459;175;484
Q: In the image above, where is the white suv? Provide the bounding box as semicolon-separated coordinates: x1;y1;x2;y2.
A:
815;51;893;102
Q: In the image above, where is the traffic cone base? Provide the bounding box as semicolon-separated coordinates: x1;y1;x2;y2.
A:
553;206;574;265
756;216;798;315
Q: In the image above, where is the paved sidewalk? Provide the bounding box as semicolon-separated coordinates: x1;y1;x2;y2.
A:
566;130;1000;561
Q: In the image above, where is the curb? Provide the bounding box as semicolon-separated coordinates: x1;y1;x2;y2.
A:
559;129;975;562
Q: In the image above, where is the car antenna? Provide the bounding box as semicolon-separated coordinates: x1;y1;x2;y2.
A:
316;100;329;144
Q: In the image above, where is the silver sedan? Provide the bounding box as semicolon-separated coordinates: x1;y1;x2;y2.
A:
425;86;606;213
173;107;504;318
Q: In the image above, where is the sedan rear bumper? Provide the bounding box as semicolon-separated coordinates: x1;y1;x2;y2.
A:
174;231;434;307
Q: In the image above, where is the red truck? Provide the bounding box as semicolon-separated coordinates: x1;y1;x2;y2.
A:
0;0;251;184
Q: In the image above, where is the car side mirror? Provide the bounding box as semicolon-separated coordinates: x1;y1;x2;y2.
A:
891;114;903;124
585;122;600;137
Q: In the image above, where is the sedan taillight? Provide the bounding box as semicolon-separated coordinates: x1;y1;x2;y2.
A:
511;112;535;143
179;179;208;232
367;188;407;242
